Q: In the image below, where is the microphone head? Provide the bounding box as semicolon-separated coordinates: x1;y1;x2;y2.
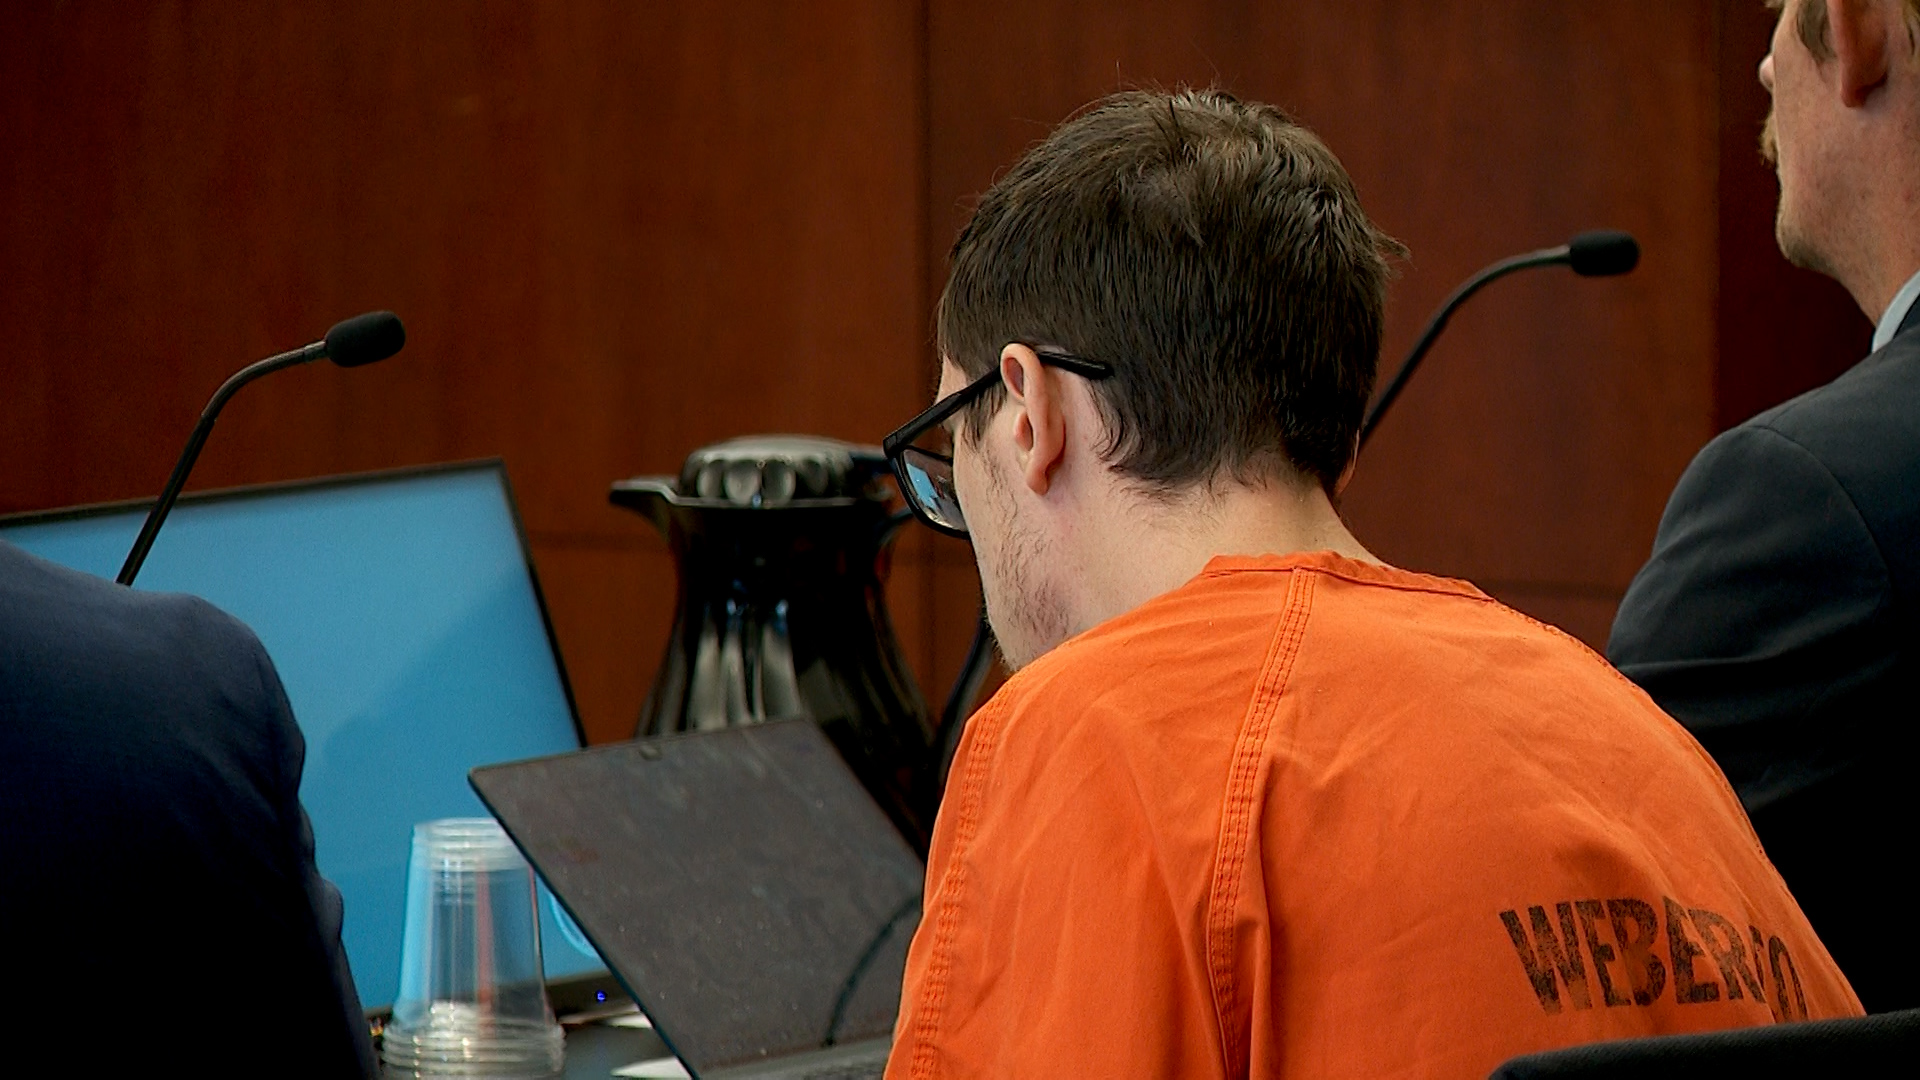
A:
323;311;406;368
1567;231;1640;277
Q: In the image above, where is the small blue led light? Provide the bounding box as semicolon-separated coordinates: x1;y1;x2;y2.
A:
595;991;607;1002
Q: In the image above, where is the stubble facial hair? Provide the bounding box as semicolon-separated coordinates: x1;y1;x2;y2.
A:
974;445;1072;672
1762;107;1839;279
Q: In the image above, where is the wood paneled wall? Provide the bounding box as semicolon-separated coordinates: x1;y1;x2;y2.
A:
0;1;933;745
0;2;1869;744
929;0;1720;650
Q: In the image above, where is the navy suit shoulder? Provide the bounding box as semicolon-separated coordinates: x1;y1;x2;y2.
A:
1610;333;1920;788
1608;326;1920;1013
0;540;375;1074
1748;331;1920;607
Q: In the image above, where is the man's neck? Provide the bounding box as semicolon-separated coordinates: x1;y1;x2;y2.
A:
1058;472;1379;636
1841;179;1920;321
1835;51;1920;322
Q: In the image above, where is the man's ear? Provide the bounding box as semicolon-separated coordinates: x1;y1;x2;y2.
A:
1000;344;1066;496
1828;0;1892;108
1334;437;1361;500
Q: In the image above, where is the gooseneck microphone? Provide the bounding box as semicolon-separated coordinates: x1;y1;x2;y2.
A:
1358;230;1639;447
115;311;406;586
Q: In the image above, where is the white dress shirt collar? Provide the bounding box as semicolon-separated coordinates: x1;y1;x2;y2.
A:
1872;266;1920;352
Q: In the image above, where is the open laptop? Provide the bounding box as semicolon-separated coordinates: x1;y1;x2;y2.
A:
471;719;924;1080
0;460;609;1010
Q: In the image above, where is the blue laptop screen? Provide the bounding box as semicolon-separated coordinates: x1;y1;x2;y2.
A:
0;463;605;1008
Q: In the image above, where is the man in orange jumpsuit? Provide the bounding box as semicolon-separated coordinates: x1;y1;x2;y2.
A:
880;88;1861;1079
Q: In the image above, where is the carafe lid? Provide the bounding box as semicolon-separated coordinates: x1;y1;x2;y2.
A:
672;435;890;508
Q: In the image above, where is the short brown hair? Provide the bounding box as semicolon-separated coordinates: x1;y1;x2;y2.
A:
937;88;1403;494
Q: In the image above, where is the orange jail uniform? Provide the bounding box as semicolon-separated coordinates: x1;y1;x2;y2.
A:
885;552;1860;1080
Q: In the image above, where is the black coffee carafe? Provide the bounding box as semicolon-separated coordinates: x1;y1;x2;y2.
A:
612;435;937;851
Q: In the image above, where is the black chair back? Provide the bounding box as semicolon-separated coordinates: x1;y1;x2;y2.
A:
1489;1009;1920;1079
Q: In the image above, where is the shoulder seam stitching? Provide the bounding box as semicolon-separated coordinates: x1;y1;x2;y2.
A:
906;691;1009;1080
1204;562;1485;605
1204;568;1315;1074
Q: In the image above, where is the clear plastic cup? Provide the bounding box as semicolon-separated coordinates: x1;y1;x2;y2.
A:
381;818;565;1079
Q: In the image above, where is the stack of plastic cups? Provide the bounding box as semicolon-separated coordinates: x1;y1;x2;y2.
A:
381;818;565;1079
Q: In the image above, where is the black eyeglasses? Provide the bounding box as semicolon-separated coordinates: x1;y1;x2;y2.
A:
882;348;1114;537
